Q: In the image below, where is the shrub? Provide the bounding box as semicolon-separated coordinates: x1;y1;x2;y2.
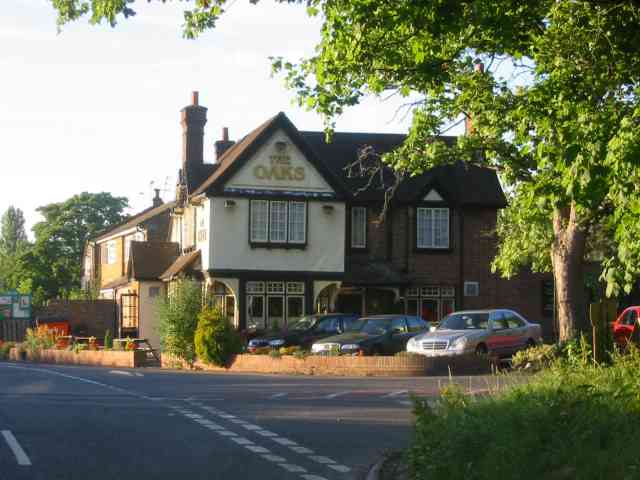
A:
157;278;202;365
512;343;559;371
194;306;242;367
278;345;301;355
104;329;113;350
23;325;56;355
252;346;272;355
0;341;15;360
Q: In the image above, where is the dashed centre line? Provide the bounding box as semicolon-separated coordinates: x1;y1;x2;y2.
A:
383;390;409;398
324;391;351;399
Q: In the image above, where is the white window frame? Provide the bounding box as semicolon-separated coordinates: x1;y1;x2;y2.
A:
269;201;288;243
286;282;305;295
288;202;306;244
286;296;305;322
246;281;265;294
106;241;117;265
351;206;367;248
250;200;269;243
417;207;450;249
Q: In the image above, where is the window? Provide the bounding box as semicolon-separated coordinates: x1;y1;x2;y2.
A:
391;317;408;333
623;309;637;326
267;282;285;294
269;201;287;242
250;200;269;242
250;200;307;246
416;207;450;249
315;317;340;334
287;282;305;294
406;285;455;323
351;206;367;248
247;280;306;329
106;241;117;265
506;312;525;329
287;296;305;323
246;281;265;294
464;281;480;297
288;202;306;243
491;313;509;331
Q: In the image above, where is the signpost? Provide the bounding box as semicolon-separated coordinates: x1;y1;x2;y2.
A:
0;290;32;341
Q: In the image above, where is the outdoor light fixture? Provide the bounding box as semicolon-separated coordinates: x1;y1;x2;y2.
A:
224;199;236;208
322;204;334;213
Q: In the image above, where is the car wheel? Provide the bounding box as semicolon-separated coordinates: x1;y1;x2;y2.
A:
526;338;537;349
475;343;488;356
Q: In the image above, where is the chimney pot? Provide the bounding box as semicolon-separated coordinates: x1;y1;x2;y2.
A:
152;188;163;207
222;127;229;142
192;91;199;106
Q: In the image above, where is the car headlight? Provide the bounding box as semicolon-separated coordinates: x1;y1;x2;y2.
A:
340;344;360;351
449;336;468;350
311;343;324;353
269;339;285;347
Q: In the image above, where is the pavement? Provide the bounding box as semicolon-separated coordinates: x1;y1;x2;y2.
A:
0;362;502;480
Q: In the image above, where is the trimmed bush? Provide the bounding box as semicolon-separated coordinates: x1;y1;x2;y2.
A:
0;341;15;360
194;306;242;367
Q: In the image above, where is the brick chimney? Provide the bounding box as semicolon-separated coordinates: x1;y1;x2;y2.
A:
152;188;163;208
465;63;484;135
181;91;207;175
214;127;235;161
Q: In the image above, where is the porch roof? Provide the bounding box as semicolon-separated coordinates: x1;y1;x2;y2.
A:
160;250;201;281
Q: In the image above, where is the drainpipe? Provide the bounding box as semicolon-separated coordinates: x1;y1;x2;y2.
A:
459;207;465;310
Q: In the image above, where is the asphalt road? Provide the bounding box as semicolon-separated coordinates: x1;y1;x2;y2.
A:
0;362;503;480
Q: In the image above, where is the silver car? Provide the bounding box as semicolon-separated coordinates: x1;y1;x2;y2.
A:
406;309;542;358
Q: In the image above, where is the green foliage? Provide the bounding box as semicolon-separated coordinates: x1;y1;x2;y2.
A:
409;348;640;479
512;343;560;372
157;278;203;364
0;206;28;257
268;349;282;359
104;329;113;350
1;192;127;303
0;342;15;360
23;325;56;356
194;306;242;367
292;348;309;360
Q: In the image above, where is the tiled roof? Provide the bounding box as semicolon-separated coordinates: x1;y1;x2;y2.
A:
129;241;180;280
160;250;201;281
101;276;130;290
188;112;506;208
93;201;176;242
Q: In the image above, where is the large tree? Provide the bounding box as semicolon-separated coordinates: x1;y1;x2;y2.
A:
10;192;128;301
49;1;640;341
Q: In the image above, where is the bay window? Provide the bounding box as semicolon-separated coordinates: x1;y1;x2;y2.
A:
351;206;366;249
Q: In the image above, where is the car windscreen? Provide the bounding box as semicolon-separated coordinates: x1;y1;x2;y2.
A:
439;313;489;330
354;318;393;335
288;316;317;331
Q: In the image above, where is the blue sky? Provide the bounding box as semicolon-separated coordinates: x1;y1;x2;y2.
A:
0;0;432;236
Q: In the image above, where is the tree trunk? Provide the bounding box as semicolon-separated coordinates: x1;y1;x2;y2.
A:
551;204;587;342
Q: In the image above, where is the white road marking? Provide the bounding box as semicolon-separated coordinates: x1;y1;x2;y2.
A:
219;414;236;419
255;430;279;437
308;455;335;464
278;463;307;473
290;446;314;454
216;430;238;437
324;391;350;399
204;424;225;431
241;424;262;431
109;370;133;376
230;437;254;446
245;445;270;453
383;390;408;398
272;437;298;446
134;372;144;377
270;392;288;399
1;430;31;466
397;400;413;406
301;475;329;480
328;464;351;473
262;454;287;463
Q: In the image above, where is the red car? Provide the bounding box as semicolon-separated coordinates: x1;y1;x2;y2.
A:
612;306;640;348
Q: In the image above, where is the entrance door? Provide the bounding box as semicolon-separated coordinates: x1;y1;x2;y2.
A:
120;293;138;338
336;293;363;315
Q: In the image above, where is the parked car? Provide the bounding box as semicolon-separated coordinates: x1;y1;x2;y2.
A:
311;315;429;355
612;306;640;348
247;313;360;352
406;309;542;358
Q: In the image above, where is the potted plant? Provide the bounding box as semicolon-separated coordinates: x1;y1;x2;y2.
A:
125;337;136;351
88;336;98;351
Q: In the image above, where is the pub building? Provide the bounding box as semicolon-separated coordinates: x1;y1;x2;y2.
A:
160;92;552;336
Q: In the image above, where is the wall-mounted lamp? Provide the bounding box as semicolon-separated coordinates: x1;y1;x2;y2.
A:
224;199;236;209
322;204;334;214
